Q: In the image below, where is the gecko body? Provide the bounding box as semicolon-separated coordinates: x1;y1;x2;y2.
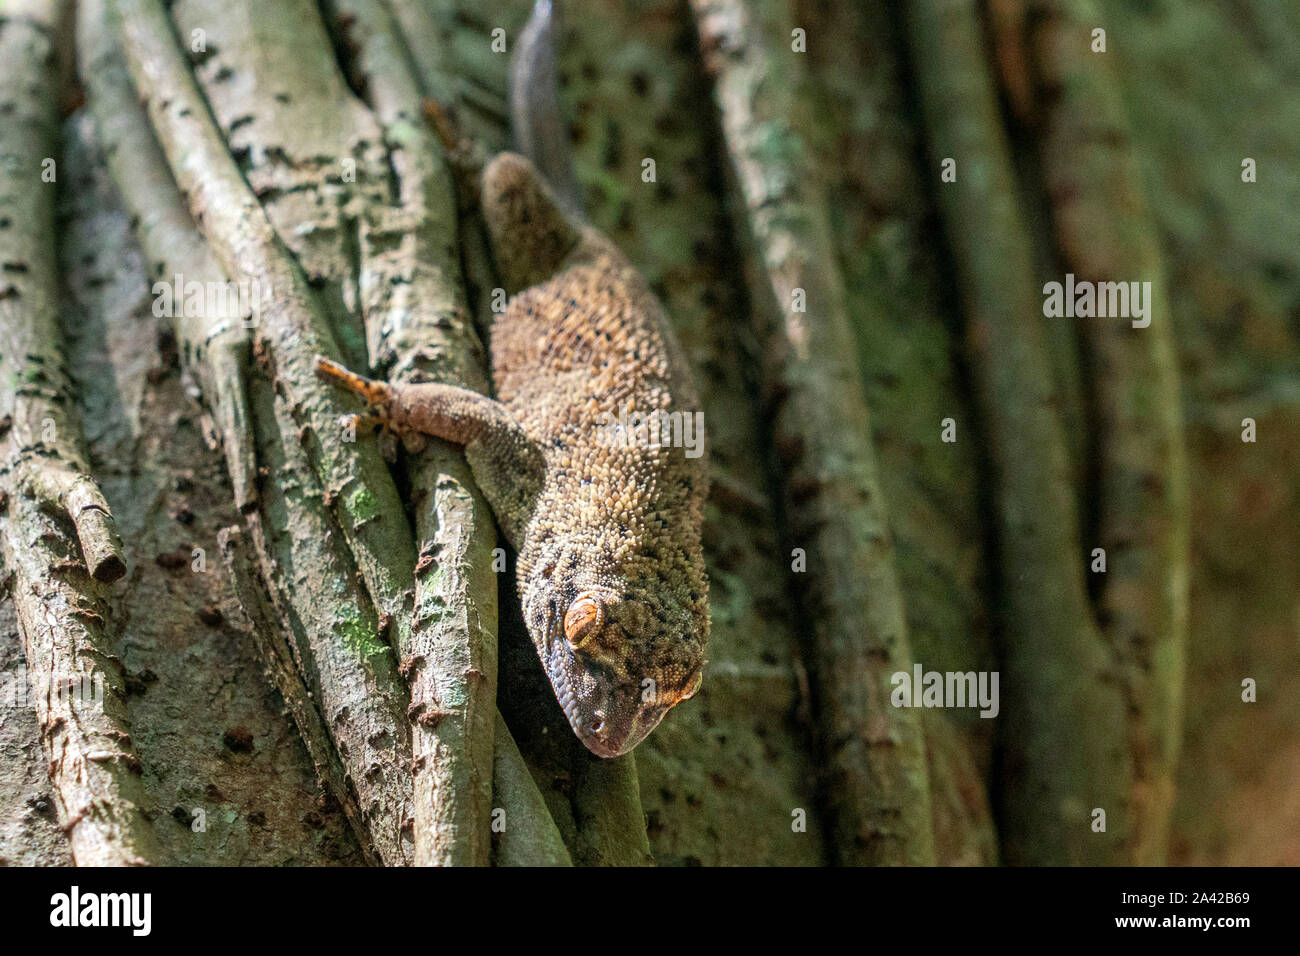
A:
316;10;708;757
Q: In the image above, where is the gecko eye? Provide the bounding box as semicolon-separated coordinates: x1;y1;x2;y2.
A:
563;593;604;650
563;594;602;649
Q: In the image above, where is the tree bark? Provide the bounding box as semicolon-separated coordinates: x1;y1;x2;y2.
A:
8;0;1282;868
0;0;158;867
692;0;935;865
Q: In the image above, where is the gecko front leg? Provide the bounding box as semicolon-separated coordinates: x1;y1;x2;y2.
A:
314;357;543;548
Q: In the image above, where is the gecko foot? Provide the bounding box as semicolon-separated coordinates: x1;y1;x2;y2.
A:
314;356;392;405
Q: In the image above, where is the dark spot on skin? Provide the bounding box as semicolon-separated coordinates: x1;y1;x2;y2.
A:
630;71;650;97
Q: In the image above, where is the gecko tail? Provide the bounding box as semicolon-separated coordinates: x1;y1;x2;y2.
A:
510;0;584;218
314;356;392;405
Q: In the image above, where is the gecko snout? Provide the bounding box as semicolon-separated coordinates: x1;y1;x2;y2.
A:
578;699;666;758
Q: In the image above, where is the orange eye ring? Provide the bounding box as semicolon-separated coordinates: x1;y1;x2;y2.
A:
563;594;603;650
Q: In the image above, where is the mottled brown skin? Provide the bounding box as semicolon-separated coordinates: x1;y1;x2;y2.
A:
316;154;709;757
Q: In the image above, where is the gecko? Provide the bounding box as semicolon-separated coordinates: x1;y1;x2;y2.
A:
315;0;708;758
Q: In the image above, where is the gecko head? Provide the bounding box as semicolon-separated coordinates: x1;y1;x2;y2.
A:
523;565;709;758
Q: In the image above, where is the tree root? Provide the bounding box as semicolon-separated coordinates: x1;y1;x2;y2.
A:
691;0;936;865
0;0;155;865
